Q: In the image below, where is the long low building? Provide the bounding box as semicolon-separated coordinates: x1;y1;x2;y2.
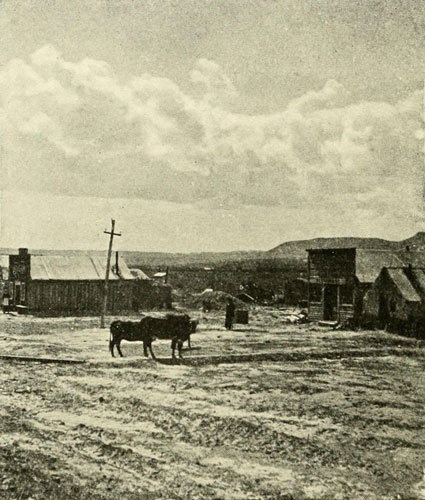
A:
8;248;171;316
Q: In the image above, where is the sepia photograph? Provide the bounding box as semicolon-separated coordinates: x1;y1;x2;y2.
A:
0;0;424;498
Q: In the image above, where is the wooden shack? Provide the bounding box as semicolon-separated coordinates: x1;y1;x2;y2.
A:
363;266;425;336
8;248;169;316
306;248;418;324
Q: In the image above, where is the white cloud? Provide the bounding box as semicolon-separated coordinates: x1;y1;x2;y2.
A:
0;44;423;232
190;58;238;105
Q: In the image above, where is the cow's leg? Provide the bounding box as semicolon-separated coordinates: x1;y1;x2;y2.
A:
143;340;149;358
109;335;115;357
116;340;124;357
188;334;191;350
171;338;177;359
148;342;156;360
178;339;184;359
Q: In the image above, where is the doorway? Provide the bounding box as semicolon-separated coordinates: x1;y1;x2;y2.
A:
378;294;390;327
15;284;21;305
323;285;338;321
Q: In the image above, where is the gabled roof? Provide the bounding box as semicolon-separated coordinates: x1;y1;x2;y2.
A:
355;250;405;284
386;268;421;302
30;255;135;281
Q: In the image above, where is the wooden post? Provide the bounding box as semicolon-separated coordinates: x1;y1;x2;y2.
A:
100;219;121;328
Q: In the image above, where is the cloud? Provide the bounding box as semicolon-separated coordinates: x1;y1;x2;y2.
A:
190;58;238;105
0;44;423;231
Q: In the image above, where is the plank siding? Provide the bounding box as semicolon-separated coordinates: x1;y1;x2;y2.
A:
309;303;322;321
26;280;136;316
308;249;358;323
339;304;354;322
308;249;355;283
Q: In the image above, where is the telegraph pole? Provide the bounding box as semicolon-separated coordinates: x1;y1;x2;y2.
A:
100;219;121;328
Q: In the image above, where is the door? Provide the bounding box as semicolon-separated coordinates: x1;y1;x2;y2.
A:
15;284;21;305
323;285;338;320
378;294;390;327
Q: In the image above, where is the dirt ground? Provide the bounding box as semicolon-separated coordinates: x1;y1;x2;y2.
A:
0;308;424;500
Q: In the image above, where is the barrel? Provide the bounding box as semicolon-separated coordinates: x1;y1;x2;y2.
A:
234;309;249;324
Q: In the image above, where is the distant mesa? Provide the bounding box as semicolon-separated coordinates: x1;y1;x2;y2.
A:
267;232;425;260
1;232;425;266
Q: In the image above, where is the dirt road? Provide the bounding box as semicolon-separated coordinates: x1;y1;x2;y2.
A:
0;309;424;499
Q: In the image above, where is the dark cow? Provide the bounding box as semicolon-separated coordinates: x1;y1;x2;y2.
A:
109;320;155;358
109;314;198;359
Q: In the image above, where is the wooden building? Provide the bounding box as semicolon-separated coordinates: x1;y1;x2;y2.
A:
363;266;425;336
0;255;10;304
8;248;171;316
306;248;421;324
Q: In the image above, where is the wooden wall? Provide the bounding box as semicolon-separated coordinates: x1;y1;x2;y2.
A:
309;302;322;321
339;303;355;322
308;295;354;322
307;249;357;323
27;280;136;316
25;280;173;316
308;249;355;283
362;271;418;324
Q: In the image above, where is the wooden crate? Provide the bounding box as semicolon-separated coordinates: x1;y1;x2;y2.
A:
235;309;249;324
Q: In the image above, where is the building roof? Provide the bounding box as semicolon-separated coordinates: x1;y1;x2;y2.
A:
30;255;135;281
153;271;167;278
386;268;421;302
410;268;425;294
355;250;405;284
129;268;151;280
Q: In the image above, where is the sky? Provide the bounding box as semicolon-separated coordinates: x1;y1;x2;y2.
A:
0;0;424;252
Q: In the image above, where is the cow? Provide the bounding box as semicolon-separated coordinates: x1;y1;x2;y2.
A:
109;314;198;359
109;320;155;359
